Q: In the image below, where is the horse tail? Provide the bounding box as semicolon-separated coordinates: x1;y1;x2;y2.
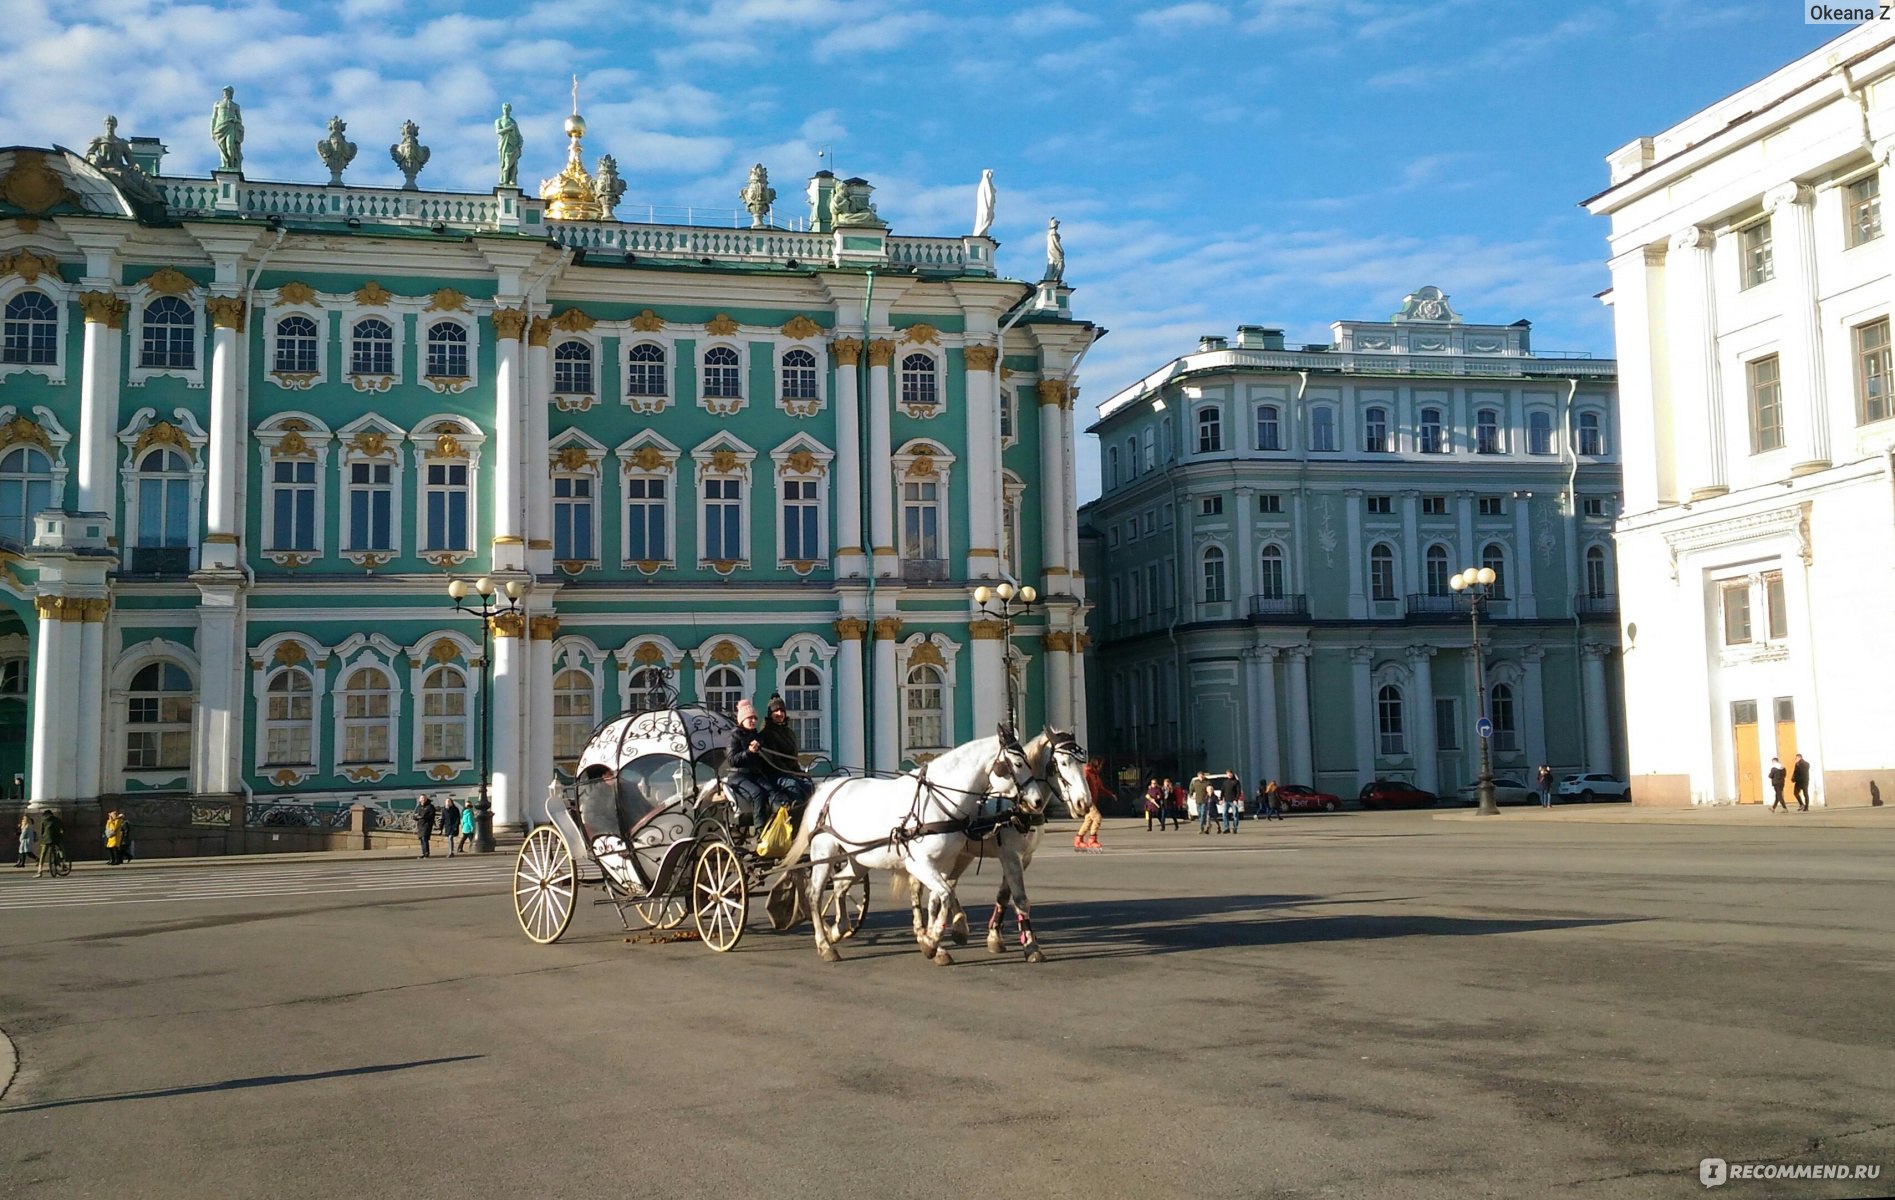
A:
887;866;913;906
782;781;832;867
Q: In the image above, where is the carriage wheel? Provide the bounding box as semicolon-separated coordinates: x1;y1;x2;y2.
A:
691;839;747;953
633;895;689;930
821;872;871;942
513;827;576;944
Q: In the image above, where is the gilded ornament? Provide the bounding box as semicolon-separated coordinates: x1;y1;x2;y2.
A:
709;639;742;664
428;433;464;460
833;617;867;640
872;617;904;641
0;249;60;283
428;638;459;664
630;446;671;472
1041;631;1074;653
273;769;304;786
79;291;128;328
490;612;526;638
831;337;862;366
967;619;1004;640
705;313;740;336
426;288;467;312
354;281;392;307
277;282;318;307
906;453;938;479
529;615;561;641
83;598;110;623
901;322;940;346
273;641;309;666
275;429;313;459
355;552;390;570
553;446;594;471
1075;633;1093;652
0;416;54;455
910;640;945;666
782;449;825;476
491;307;528;340
630;309;665;332
0;152;77;213
557;559;589;575
962;344;998;372
350;430;391;458
867;338;895;366
780;315;821;340
999;365;1014;381
527;317;552;347
205;295;247;331
708;449;741;474
552;308;595;332
133;420;192;457
1037;379;1068;407
142;267;196;297
632;642;666;665
428;764;460;781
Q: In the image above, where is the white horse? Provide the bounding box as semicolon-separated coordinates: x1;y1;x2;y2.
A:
892;728;1092;963
783;727;1043;965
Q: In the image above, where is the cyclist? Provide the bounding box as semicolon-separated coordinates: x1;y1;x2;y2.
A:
34;809;65;878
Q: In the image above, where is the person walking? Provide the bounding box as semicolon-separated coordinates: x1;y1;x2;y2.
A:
1170;778;1186;829
442;797;461;858
1264;779;1284;820
1792;754;1812;811
15;812;36;868
1077;757;1111;851
1768;758;1787;812
457;799;477;852
415;794;437;858
103;809;126;866
1223;773;1242;833
1143;779;1164;831
34;809;63;878
1537;764;1554;809
1191;771;1212;835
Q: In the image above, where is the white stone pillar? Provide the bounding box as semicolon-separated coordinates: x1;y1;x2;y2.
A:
76;293;126;519
1764;183;1831;476
491;307;527;572
1038;380;1069;586
867;339;896;577
525;319;554;575
1400;490;1420;603
1344;489;1365;618
1234;486;1256;610
1581;643;1612;774
1512;496;1537;618
1667;225;1727;499
75;603;106;801
1071;634;1091;745
833;618;867;774
871;618;899;771
194;585;243;794
1456;491;1476;569
527;614;557;824
1350;645;1374;790
1254;647;1281;786
1522;645;1547;772
963;344;1001;580
1291;490;1311;612
202;297;246;570
832;340;866;576
1407;645;1436;794
1607;246;1674;511
490;615;526;827
1044;632;1073;732
969;620;1006;736
29;601;74;802
1286;647;1312;784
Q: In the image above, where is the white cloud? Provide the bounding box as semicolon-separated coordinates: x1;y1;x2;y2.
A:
1008;5;1098;35
1136;2;1231;32
811;11;942;59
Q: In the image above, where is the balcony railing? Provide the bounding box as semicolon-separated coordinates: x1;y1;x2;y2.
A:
1247;594;1309;619
900;558;949;583
1405;593;1512;619
1573;592;1619;616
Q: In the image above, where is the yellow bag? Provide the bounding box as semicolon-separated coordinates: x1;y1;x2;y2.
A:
756;806;793;859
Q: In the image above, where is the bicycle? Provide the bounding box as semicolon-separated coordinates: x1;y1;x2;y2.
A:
39;845;71;878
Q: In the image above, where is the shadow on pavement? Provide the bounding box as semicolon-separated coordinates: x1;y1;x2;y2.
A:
0;1054;483;1114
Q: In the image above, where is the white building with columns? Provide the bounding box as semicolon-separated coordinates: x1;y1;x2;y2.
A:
0;99;1095;850
1586;21;1895;807
1078;293;1623;800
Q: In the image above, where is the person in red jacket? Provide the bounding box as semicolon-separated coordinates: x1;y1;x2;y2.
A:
1074;757;1112;850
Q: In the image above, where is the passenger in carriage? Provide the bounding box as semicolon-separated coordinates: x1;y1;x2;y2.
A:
760;694;814;820
726;696;812;833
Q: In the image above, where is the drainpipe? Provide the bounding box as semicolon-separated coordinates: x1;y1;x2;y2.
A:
859;270;876;767
1561;377;1588;774
234;227;289;589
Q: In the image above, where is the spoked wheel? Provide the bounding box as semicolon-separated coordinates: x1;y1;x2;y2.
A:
633;894;689;930
513;826;577;944
821;872;870;942
691;839;748;953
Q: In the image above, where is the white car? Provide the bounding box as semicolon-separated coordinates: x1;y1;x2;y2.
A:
1557;773;1632;802
1454;778;1539;805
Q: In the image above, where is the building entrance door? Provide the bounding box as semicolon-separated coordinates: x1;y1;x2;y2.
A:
1773;697;1797;779
1731;700;1761;804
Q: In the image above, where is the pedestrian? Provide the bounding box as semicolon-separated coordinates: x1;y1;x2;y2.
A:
1143;779;1164;831
1768;758;1787;812
1075;758;1109;851
1537;763;1554;809
34;809;63;878
415;793;437;858
1224;771;1242;833
1191;771;1212;835
15;812;36;868
1792;754;1811;811
1265;779;1283;820
103;809;125;866
442;796;461;857
458;799;477;852
1169;778;1186;829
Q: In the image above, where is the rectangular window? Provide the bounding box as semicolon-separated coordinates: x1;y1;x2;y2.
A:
270;459;316;551
703;476;742;561
425;462;469;551
1199;496;1223;516
1141;427;1156;471
901;480;940;559
1363;410;1388;453
625;476;668;561
552;475;593;561
1722;581;1752;645
1256;406;1282;451
1145;563;1159;615
782;477;820;560
1366;495;1392;515
1856;318;1891;425
1581;496;1609;518
1847;174;1882;249
1258;493;1281;514
1527;410;1553;456
1478;495;1505;516
348;461;392;551
1748;354;1784;452
1764;571;1787;641
1418;410;1446;454
1475;410;1501;455
1740;219;1774;289
1310;408;1336;452
999;392;1014;440
1435;697;1459;750
1196;409;1223;454
1421;496;1447;516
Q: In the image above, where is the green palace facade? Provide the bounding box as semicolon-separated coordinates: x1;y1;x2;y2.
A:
0;98;1096;832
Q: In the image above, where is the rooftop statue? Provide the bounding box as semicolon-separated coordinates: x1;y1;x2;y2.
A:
391;119;429;190
973;169;995;238
84;114;160;204
317;116;357;186
1045;216;1064;282
739;163;776;229
829;177;884;229
211;86;243;173
596;154;625;218
495;103;522;189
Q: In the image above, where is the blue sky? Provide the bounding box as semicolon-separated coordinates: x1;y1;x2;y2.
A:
0;1;1846;499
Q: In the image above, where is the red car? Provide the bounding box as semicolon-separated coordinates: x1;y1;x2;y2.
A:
1358;780;1437;810
1274;785;1342;813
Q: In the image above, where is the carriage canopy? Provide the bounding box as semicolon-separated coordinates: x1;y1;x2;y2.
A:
573;705;738;833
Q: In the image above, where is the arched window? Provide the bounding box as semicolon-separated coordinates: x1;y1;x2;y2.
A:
784;664;823;754
425;321;468;379
628;666;671;713
1201;546;1227;603
1258;544;1286;599
1376;684;1405;755
702;346;742;399
780;348;818;401
1310;407;1336;452
1196;406;1223;453
0;446;53;546
126;661;193;771
263;669;314;766
553;668;594;766
1256;404;1282;451
339;666;392;764
2;292;59;365
702;665;743;717
626;342;667;396
1576;411;1605;456
1490;682;1517;751
350;318;395;376
1425;544;1451;596
553;339;593;395
1140;427;1155;470
1369;542;1396;601
135;447;192;558
1124;436;1139;478
1363;406;1388;452
1481;542;1508;598
140;296;195;370
1418;406;1445;453
274;315;319;374
900;352;939;411
1475;408;1502;454
1585;545;1610;599
1527;410;1554;455
903;663;946;751
1106;446;1119;489
0;656;25;694
420;665;468;761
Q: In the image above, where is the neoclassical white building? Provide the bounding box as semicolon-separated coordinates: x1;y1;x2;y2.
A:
1586;22;1895;806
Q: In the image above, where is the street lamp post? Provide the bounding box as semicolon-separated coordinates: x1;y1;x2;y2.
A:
447;576;524;826
1449;565;1499;816
973;581;1038;731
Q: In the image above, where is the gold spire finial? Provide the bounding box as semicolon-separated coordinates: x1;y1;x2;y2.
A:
544;74;604;220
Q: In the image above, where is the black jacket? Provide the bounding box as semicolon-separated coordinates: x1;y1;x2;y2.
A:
1791;760;1810;787
416;802;437;833
728;724;768;776
757;718;803;775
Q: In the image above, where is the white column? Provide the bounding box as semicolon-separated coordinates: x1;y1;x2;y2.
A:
1764;183;1830;475
1350;645;1374;791
1522;645;1547;772
1581;643;1612;774
1400;490;1420;604
194;585;242;794
29;602;73;802
871;619;899;771
525;320;554;575
834;619;867;773
1044;632;1073;731
1291;490;1311;612
1286;647;1312;783
1254;647;1281;785
1455;491;1475;568
75;606;106;801
1344;489;1365;618
76;295;125;519
1234;486;1256;609
1062;396;1084;600
1512;496;1537;619
1038;381;1068;585
963;344;1000;580
1609;246;1674;511
969;622;1005;735
527;615;556;824
867;339;896;577
833;340;865;576
491;308;526;572
202;298;245;570
1666;225;1728;498
1070;634;1091;745
490;619;525;827
1407;645;1436;794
